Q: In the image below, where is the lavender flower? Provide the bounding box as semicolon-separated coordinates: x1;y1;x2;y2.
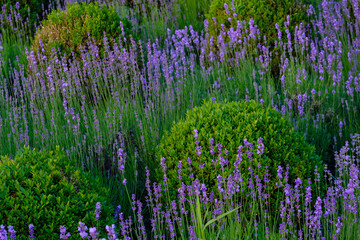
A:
0;225;7;240
105;224;117;240
335;216;342;235
29;224;35;240
60;226;70;239
194;129;198;139
256;137;264;155
177;160;183;180
95;202;101;220
8;226;15;240
118;148;126;173
89;227;98;239
277;165;283;180
78;222;88;239
160;157;166;173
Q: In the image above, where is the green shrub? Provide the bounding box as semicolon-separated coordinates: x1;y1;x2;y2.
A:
155;100;324;212
29;2;137;106
206;0;312;43
0;146;114;239
31;1;135;62
205;0;314;76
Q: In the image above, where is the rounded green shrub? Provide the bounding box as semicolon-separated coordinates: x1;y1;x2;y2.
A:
205;0;314;76
31;1;135;62
0;146;114;239
155;100;324;210
206;0;312;43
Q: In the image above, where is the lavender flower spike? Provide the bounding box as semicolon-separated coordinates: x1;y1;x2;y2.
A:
89;227;98;239
78;222;88;239
60;226;71;239
95;202;101;220
29;224;35;240
0;225;7;240
8;226;16;240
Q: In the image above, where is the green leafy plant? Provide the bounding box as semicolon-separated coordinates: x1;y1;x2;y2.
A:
206;0;312;43
155;100;324;213
205;0;314;77
31;1;135;62
0;146;114;239
29;2;137;106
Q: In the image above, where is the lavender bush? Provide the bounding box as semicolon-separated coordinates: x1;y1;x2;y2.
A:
0;0;360;238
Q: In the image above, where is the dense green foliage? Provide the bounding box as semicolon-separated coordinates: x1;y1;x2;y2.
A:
31;2;134;62
0;146;114;239
206;0;312;45
205;0;314;77
156;100;324;208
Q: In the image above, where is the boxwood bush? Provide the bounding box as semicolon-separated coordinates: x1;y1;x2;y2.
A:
31;1;135;62
155;100;324;213
29;1;137;106
205;0;315;77
0;146;114;239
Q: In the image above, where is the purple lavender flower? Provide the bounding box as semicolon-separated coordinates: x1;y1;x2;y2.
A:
188;225;197;240
89;227;98;239
78;222;88;239
298;230;303;240
275;22;282;40
196;145;202;156
307;4;315;16
8;226;15;240
60;226;70;239
194;129;198;139
204;19;209;31
224;3;230;15
257;137;264;155
160;157;166;173
0;225;7;240
106;224;117;240
305;185;312;206
95;202;101;220
177;160;183;180
118;148;126;173
277;165;283;180
212;17;217;25
335;216;342;235
29;224;35;240
244;138;250;148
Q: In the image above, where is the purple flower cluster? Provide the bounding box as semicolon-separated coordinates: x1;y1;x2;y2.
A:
59;226;70;239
